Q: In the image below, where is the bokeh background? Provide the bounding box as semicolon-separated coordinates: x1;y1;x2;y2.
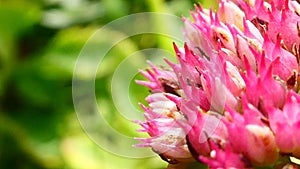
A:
0;0;217;168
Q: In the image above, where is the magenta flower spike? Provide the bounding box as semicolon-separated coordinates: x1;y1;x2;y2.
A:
135;0;300;168
224;97;279;166
269;91;300;159
134;93;193;164
199;142;251;168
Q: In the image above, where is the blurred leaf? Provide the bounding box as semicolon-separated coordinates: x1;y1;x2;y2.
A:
0;1;41;37
166;0;195;16
0;113;63;169
0;0;41;96
102;0;129;21
41;0;103;28
40;26;98;78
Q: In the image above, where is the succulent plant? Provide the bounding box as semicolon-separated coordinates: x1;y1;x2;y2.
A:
135;0;300;168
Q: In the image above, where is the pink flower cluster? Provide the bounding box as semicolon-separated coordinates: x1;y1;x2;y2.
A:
135;0;300;168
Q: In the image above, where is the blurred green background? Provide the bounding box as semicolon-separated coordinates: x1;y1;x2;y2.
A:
0;0;216;168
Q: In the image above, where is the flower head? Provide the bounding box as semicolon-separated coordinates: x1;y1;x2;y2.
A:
135;0;300;168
